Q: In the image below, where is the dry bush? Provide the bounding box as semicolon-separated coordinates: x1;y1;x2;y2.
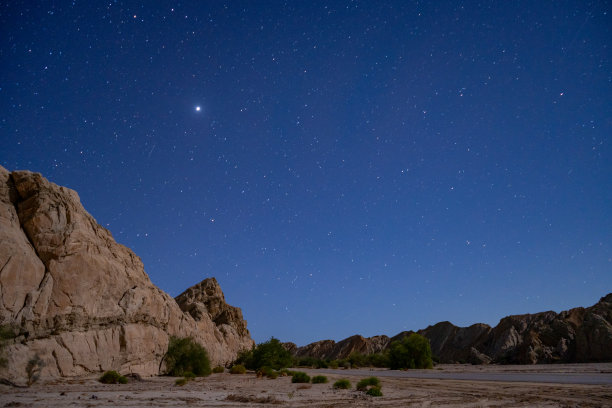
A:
225;394;282;404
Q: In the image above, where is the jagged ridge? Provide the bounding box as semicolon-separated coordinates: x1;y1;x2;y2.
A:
287;294;612;364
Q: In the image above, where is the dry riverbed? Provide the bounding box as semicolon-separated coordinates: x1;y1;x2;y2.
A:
1;364;611;407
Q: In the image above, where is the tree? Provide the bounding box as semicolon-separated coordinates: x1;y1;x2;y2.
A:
245;337;293;370
164;337;211;377
388;333;433;369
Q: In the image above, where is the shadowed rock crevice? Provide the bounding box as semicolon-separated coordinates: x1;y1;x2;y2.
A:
0;166;254;383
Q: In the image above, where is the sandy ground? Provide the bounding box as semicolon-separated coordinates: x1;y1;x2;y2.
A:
1;364;611;407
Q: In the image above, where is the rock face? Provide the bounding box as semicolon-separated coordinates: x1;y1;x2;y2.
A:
291;335;393;361
0;166;254;383
175;278;250;340
419;322;493;365
481;296;612;364
290;294;612;364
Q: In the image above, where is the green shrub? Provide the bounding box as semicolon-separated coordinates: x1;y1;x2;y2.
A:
164;337;211;377
335;359;350;369
333;379;351;389
212;366;225;373
311;375;328;384
339;352;391;368
348;352;367;368
388;333;433;370
249;338;293;370
230;364;246;374
257;366;279;379
279;368;296;377
328;360;339;369
257;366;273;376
290;371;310;383
366;386;383;397
367;353;390;368
356;377;381;391
295;356;328;368
314;359;328;368
294;356;313;367
99;370;128;384
235;348;254;369
183;371;196;379
175;377;189;386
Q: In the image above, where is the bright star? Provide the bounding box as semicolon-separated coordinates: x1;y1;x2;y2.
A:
195;106;201;112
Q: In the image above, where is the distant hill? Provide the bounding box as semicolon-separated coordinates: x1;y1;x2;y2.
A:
285;293;612;364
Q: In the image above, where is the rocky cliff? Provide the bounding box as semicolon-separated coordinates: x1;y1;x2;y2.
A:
290;335;391;360
0;166;254;383
290;294;612;364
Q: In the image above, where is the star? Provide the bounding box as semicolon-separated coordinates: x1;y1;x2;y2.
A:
195;106;201;112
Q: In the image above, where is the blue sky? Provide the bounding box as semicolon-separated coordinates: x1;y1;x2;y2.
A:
1;1;610;344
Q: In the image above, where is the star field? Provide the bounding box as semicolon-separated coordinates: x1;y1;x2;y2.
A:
1;1;611;344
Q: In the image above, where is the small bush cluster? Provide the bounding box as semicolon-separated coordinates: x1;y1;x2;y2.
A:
333;379;351;389
356;377;382;397
164;337;211;377
225;394;281;404
311;375;328;384
356;376;380;391
229;364;246;374
212;366;225;373
99;370;128;384
174;371;196;386
290;371;310;383
294;356;329;368
256;366;279;379
175;377;189;386
366;386;383;396
279;368;296;377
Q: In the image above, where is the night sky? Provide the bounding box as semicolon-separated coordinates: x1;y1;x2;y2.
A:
1;1;610;345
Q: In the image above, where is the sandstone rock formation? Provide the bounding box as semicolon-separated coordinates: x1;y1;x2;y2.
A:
292;335;391;361
289;294;612;364
175;278;250;340
419;322;492;364
0;166;253;384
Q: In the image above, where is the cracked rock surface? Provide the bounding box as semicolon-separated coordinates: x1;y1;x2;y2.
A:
0;166;254;383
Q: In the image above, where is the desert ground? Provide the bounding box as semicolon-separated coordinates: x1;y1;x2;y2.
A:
1;364;611;407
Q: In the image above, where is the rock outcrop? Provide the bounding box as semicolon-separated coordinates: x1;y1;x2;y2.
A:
289;294;612;364
419;322;492;364
481;295;612;364
0;166;254;384
290;335;393;361
175;277;250;340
